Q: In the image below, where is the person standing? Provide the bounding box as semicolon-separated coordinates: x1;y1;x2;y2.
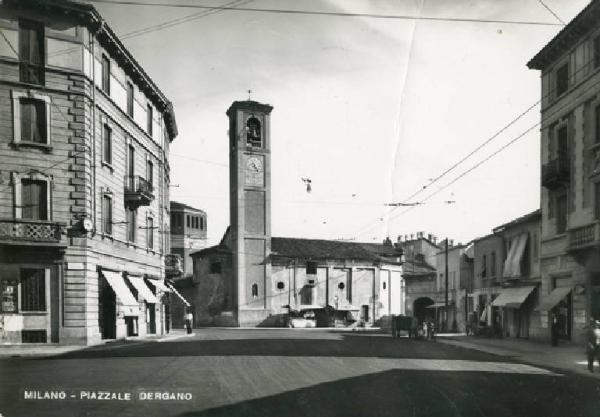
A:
185;307;193;334
587;319;600;373
551;313;559;346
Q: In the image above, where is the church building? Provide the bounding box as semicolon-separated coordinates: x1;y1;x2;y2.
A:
183;100;405;327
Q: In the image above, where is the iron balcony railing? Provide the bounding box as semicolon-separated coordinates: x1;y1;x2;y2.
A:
568;222;600;251
0;218;63;243
541;153;570;189
124;175;154;207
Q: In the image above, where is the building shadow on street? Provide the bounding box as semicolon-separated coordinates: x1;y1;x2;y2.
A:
173;368;595;417
44;332;507;362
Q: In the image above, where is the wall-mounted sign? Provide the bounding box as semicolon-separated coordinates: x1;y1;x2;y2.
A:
1;279;18;313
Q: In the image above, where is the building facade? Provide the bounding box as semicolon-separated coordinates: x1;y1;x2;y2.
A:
528;0;600;344
170;201;207;278
0;0;178;345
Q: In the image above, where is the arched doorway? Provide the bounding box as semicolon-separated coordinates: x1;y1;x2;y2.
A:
413;297;434;324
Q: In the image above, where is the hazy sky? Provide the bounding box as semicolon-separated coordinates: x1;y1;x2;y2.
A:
90;0;589;246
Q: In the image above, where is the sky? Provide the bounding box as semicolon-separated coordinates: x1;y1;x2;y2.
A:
88;0;590;247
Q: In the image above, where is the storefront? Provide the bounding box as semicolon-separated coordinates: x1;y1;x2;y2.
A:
491;285;536;338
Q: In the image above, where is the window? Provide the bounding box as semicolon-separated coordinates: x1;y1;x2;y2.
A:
103;124;112;165
595;104;600;144
147;104;153;135
556;193;568;234
21;179;48;220
147;217;154;249
210;262;222;274
101;55;110;94
382;281;387;290
102;195;112;235
595;183;600;221
127;208;137;242
338;282;345;290
20;269;45;311
490;252;496;277
128;144;135;177
19;20;45;85
557;124;568;157
126;82;134;117
555;63;569;97
146;159;153;187
276;281;285;290
251;283;258;298
186;215;191;228
481;255;487;278
246;117;262;147
200;217;204;230
20;98;47;143
594;36;600;70
306;261;317;275
532;232;539;260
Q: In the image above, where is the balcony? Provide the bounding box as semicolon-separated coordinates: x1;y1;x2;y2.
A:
0;219;65;246
124;175;154;208
568;222;600;252
542;154;570;189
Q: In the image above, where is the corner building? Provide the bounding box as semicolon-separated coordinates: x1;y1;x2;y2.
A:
528;0;600;344
0;0;178;345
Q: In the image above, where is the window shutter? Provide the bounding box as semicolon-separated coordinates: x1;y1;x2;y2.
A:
20;100;32;142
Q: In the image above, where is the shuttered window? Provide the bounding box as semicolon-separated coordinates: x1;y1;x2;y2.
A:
19;20;44;85
21;269;45;312
20;99;47;143
103;124;112;164
594;36;600;70
126;82;134;117
147;104;153;135
21;179;47;220
146;159;153;186
101;55;110;94
147;217;154;249
102;195;112;235
556;194;568;234
555;63;569;97
127;208;136;242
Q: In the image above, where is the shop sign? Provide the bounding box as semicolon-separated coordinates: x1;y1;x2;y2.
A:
574;309;587;328
1;279;18;313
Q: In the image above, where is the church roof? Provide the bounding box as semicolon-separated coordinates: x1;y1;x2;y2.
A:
190;235;401;264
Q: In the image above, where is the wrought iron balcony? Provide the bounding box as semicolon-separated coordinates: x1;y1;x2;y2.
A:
124;175;154;207
0;219;64;245
568;222;600;252
165;254;183;278
542;154;570;189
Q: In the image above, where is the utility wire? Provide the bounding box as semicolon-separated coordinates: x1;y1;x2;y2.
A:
84;0;564;27
536;0;566;25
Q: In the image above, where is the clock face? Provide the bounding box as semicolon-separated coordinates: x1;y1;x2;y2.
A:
245;155;264;186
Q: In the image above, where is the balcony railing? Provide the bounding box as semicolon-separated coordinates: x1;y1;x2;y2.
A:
0;219;63;243
124;175;154;207
568;222;600;251
542;154;570;189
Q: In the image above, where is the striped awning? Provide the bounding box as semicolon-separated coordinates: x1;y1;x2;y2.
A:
101;271;139;316
127;276;159;304
167;282;190;307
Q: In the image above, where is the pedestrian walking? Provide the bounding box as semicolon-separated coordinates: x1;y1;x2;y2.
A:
587;319;600;373
551;313;559;347
185;307;193;334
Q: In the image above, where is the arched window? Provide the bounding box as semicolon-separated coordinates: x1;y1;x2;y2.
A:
246;117;262;147
276;281;285;290
251;283;259;298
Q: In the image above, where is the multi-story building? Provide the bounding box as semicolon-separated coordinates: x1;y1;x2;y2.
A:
473;210;541;339
170;201;207;279
0;0;178;345
528;0;600;344
435;241;473;333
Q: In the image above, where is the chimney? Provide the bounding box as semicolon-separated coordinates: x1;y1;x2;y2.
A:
433;236;437;244
428;233;433;241
449;239;454;246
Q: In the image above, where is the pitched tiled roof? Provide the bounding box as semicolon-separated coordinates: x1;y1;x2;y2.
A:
170;201;206;214
271;237;381;262
528;0;600;70
402;259;436;277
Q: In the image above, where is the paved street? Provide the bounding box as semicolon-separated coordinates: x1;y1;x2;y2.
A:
1;329;599;417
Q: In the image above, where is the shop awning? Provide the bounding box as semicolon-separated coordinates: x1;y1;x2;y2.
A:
127;276;159;304
146;279;172;292
537;287;572;311
335;305;361;311
425;303;446;309
503;233;528;279
166;282;190;307
101;271;139;316
492;286;536;308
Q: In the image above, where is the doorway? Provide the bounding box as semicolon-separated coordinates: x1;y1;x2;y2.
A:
99;277;116;340
147;303;156;334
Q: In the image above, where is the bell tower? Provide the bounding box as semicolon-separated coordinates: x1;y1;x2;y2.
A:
226;100;273;326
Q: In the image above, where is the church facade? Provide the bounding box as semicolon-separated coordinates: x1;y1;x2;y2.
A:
183;100;404;327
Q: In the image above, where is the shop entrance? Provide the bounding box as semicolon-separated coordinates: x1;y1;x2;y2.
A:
99;278;116;340
147;303;156;334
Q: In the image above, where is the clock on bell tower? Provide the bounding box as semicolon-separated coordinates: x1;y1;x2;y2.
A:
226;99;273;326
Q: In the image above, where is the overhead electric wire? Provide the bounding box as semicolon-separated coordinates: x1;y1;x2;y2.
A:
84;0;564;27
536;0;566;25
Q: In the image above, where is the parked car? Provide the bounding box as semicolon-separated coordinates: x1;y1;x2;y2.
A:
288;309;317;328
